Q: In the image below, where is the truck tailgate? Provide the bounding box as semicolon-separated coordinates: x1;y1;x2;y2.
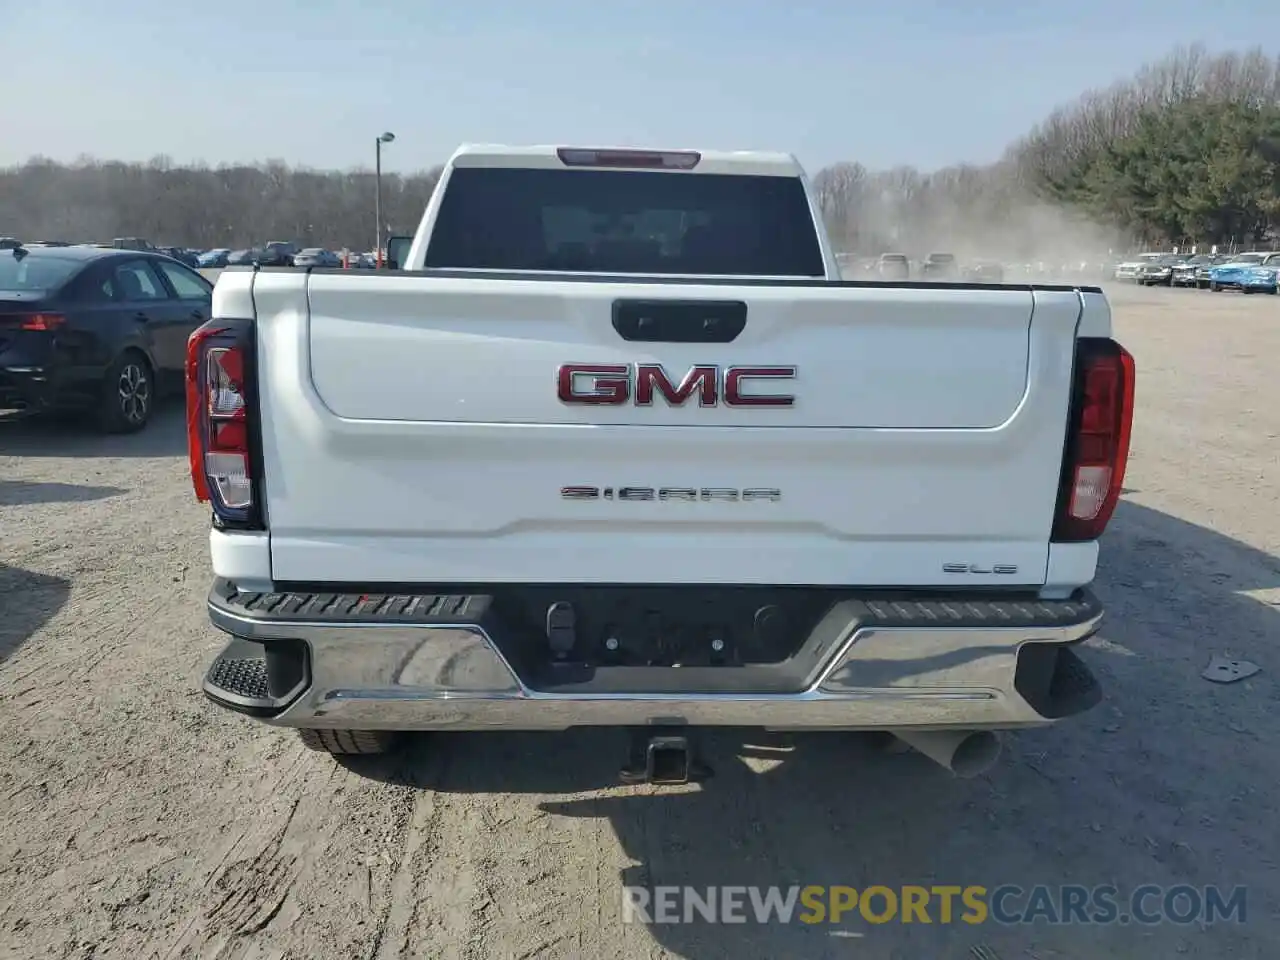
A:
252;272;1083;587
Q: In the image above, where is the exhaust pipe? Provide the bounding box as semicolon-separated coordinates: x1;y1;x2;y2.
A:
895;730;1003;778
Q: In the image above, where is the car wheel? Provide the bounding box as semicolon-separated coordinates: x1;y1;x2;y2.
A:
297;728;398;755
98;351;154;434
1210;282;1220;292
1243;287;1254;295
1267;286;1278;295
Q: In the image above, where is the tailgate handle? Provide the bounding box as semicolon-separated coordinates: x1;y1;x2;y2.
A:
611;299;747;343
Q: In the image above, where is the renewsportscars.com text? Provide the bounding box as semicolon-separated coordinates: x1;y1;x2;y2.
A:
621;884;1247;926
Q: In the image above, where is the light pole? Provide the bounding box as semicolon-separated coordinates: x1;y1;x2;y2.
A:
375;131;395;267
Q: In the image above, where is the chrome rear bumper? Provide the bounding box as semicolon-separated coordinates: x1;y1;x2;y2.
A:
205;588;1104;732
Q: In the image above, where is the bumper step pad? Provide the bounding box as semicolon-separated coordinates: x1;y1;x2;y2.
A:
202;637;309;716
208;651;270;700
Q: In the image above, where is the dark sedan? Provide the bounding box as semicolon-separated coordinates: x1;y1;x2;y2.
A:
1136;254;1188;286
156;246;200;268
254;242;296;267
1;239;212;432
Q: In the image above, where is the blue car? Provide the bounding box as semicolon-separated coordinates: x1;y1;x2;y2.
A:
197;248;231;268
1207;252;1280;294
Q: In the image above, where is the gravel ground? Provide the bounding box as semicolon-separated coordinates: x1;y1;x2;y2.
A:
2;283;1278;959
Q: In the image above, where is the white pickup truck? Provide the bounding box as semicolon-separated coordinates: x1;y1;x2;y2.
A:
190;144;1134;782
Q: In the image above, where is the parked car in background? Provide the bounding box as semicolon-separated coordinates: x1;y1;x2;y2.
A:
1113;252;1165;281
254;243;295;267
964;260;1005;283
854;256;881;278
1207;253;1280;294
1;238;213;431
1171;254;1215;288
1061;260;1100;281
920;252;959;280
292;248;343;268
112;237;156;252
875;252;910;279
197;249;232;268
1136;254;1187;286
257;241;297;267
226;249;256;266
1191;255;1230;289
156;246;199;268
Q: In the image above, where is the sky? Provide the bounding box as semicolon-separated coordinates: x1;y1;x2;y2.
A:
3;0;1278;176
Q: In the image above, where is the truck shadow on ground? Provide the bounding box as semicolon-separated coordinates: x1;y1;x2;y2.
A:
0;564;72;665
0;479;126;506
0;402;186;459
340;497;1278;957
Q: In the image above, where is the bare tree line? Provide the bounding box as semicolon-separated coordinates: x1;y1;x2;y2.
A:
3;45;1279;259
815;45;1280;260
0;156;444;252
1014;45;1280;189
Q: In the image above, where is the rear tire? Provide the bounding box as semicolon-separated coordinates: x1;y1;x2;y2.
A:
297;728;397;755
97;351;154;433
1210;282;1220;292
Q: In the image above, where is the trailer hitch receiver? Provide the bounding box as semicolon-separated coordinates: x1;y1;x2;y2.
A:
620;725;712;785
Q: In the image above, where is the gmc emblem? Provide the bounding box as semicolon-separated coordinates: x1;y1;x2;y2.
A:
557;363;796;407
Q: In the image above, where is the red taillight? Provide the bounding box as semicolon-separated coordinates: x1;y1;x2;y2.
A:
0;312;66;331
555;148;701;170
186;321;259;524
1052;338;1135;542
23;313;66;331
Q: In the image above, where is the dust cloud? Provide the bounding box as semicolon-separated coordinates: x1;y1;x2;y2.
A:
823;174;1130;282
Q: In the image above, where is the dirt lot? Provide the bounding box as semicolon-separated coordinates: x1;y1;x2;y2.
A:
2;284;1278;959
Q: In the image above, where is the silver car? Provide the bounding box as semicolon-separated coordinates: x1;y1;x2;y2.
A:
1113;252;1165;281
292;248;343;268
